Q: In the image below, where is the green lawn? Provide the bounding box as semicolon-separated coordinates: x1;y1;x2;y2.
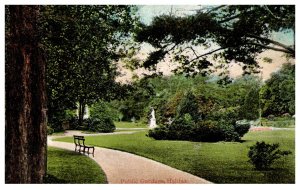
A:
56;129;295;184
45;147;107;184
114;121;148;128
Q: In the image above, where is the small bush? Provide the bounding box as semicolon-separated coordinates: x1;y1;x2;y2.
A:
235;120;251;137
219;122;240;142
147;126;168;140
148;119;244;142
192;120;222;142
69;116;79;129
148;116;194;140
47;126;54;135
88;116;116;133
248;141;292;170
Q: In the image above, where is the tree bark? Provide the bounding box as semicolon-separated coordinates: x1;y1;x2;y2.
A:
78;100;85;126
5;5;47;183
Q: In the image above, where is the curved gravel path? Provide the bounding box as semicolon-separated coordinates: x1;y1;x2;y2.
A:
48;134;212;184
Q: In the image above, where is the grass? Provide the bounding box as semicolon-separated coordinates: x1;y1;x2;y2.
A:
261;117;295;128
56;129;295;184
45;147;107;184
114;121;148;128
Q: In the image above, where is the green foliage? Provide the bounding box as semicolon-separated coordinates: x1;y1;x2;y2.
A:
208;106;241;125
115;74;257;142
148;116;194;140
116;78;156;121
136;5;294;75
148;118;248;142
235;120;251;137
87;117;116;133
177;91;200;122
261;63;295;117
48;109;79;131
48;110;67;132
47;126;54;135
41;5;139;125
248;141;292;170
240;87;260;120
90;101;121;121
192;120;223;142
68;115;79;129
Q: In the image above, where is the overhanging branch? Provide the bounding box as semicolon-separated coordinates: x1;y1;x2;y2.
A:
247;34;295;55
247;42;294;55
189;47;227;62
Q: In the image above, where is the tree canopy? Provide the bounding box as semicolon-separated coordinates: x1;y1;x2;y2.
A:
136;5;295;76
40;5;139;126
261;63;295;117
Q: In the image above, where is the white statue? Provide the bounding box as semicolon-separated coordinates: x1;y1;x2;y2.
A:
149;107;157;129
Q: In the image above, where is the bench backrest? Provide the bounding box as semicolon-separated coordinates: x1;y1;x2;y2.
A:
73;135;85;146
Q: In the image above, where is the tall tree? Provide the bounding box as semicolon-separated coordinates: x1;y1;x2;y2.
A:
41;5;139;126
261;63;295;116
136;5;295;76
5;6;47;183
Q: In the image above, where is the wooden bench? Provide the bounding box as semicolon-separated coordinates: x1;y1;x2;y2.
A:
73;135;95;157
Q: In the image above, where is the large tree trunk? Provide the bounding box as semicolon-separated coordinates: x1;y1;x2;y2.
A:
5;5;47;183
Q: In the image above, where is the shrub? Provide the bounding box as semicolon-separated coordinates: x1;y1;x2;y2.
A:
209;106;241;125
47;126;54;135
169;116;195;140
219;121;240;142
235;120;251;137
87;116;116;133
147;126;169;140
248;141;292;170
177;91;200;122
192;120;222;142
239;87;260;120
148;115;194;140
148;119;244;142
69;116;79;129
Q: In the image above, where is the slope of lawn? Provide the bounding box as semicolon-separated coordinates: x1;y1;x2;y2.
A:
56;129;295;183
45;147;107;184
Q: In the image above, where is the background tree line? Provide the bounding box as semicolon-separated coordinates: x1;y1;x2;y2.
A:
102;62;294;126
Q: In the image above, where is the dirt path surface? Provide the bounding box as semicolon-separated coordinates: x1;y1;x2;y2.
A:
48;136;212;184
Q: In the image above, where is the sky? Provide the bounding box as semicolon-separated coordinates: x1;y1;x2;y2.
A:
138;5;199;25
137;5;295;45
